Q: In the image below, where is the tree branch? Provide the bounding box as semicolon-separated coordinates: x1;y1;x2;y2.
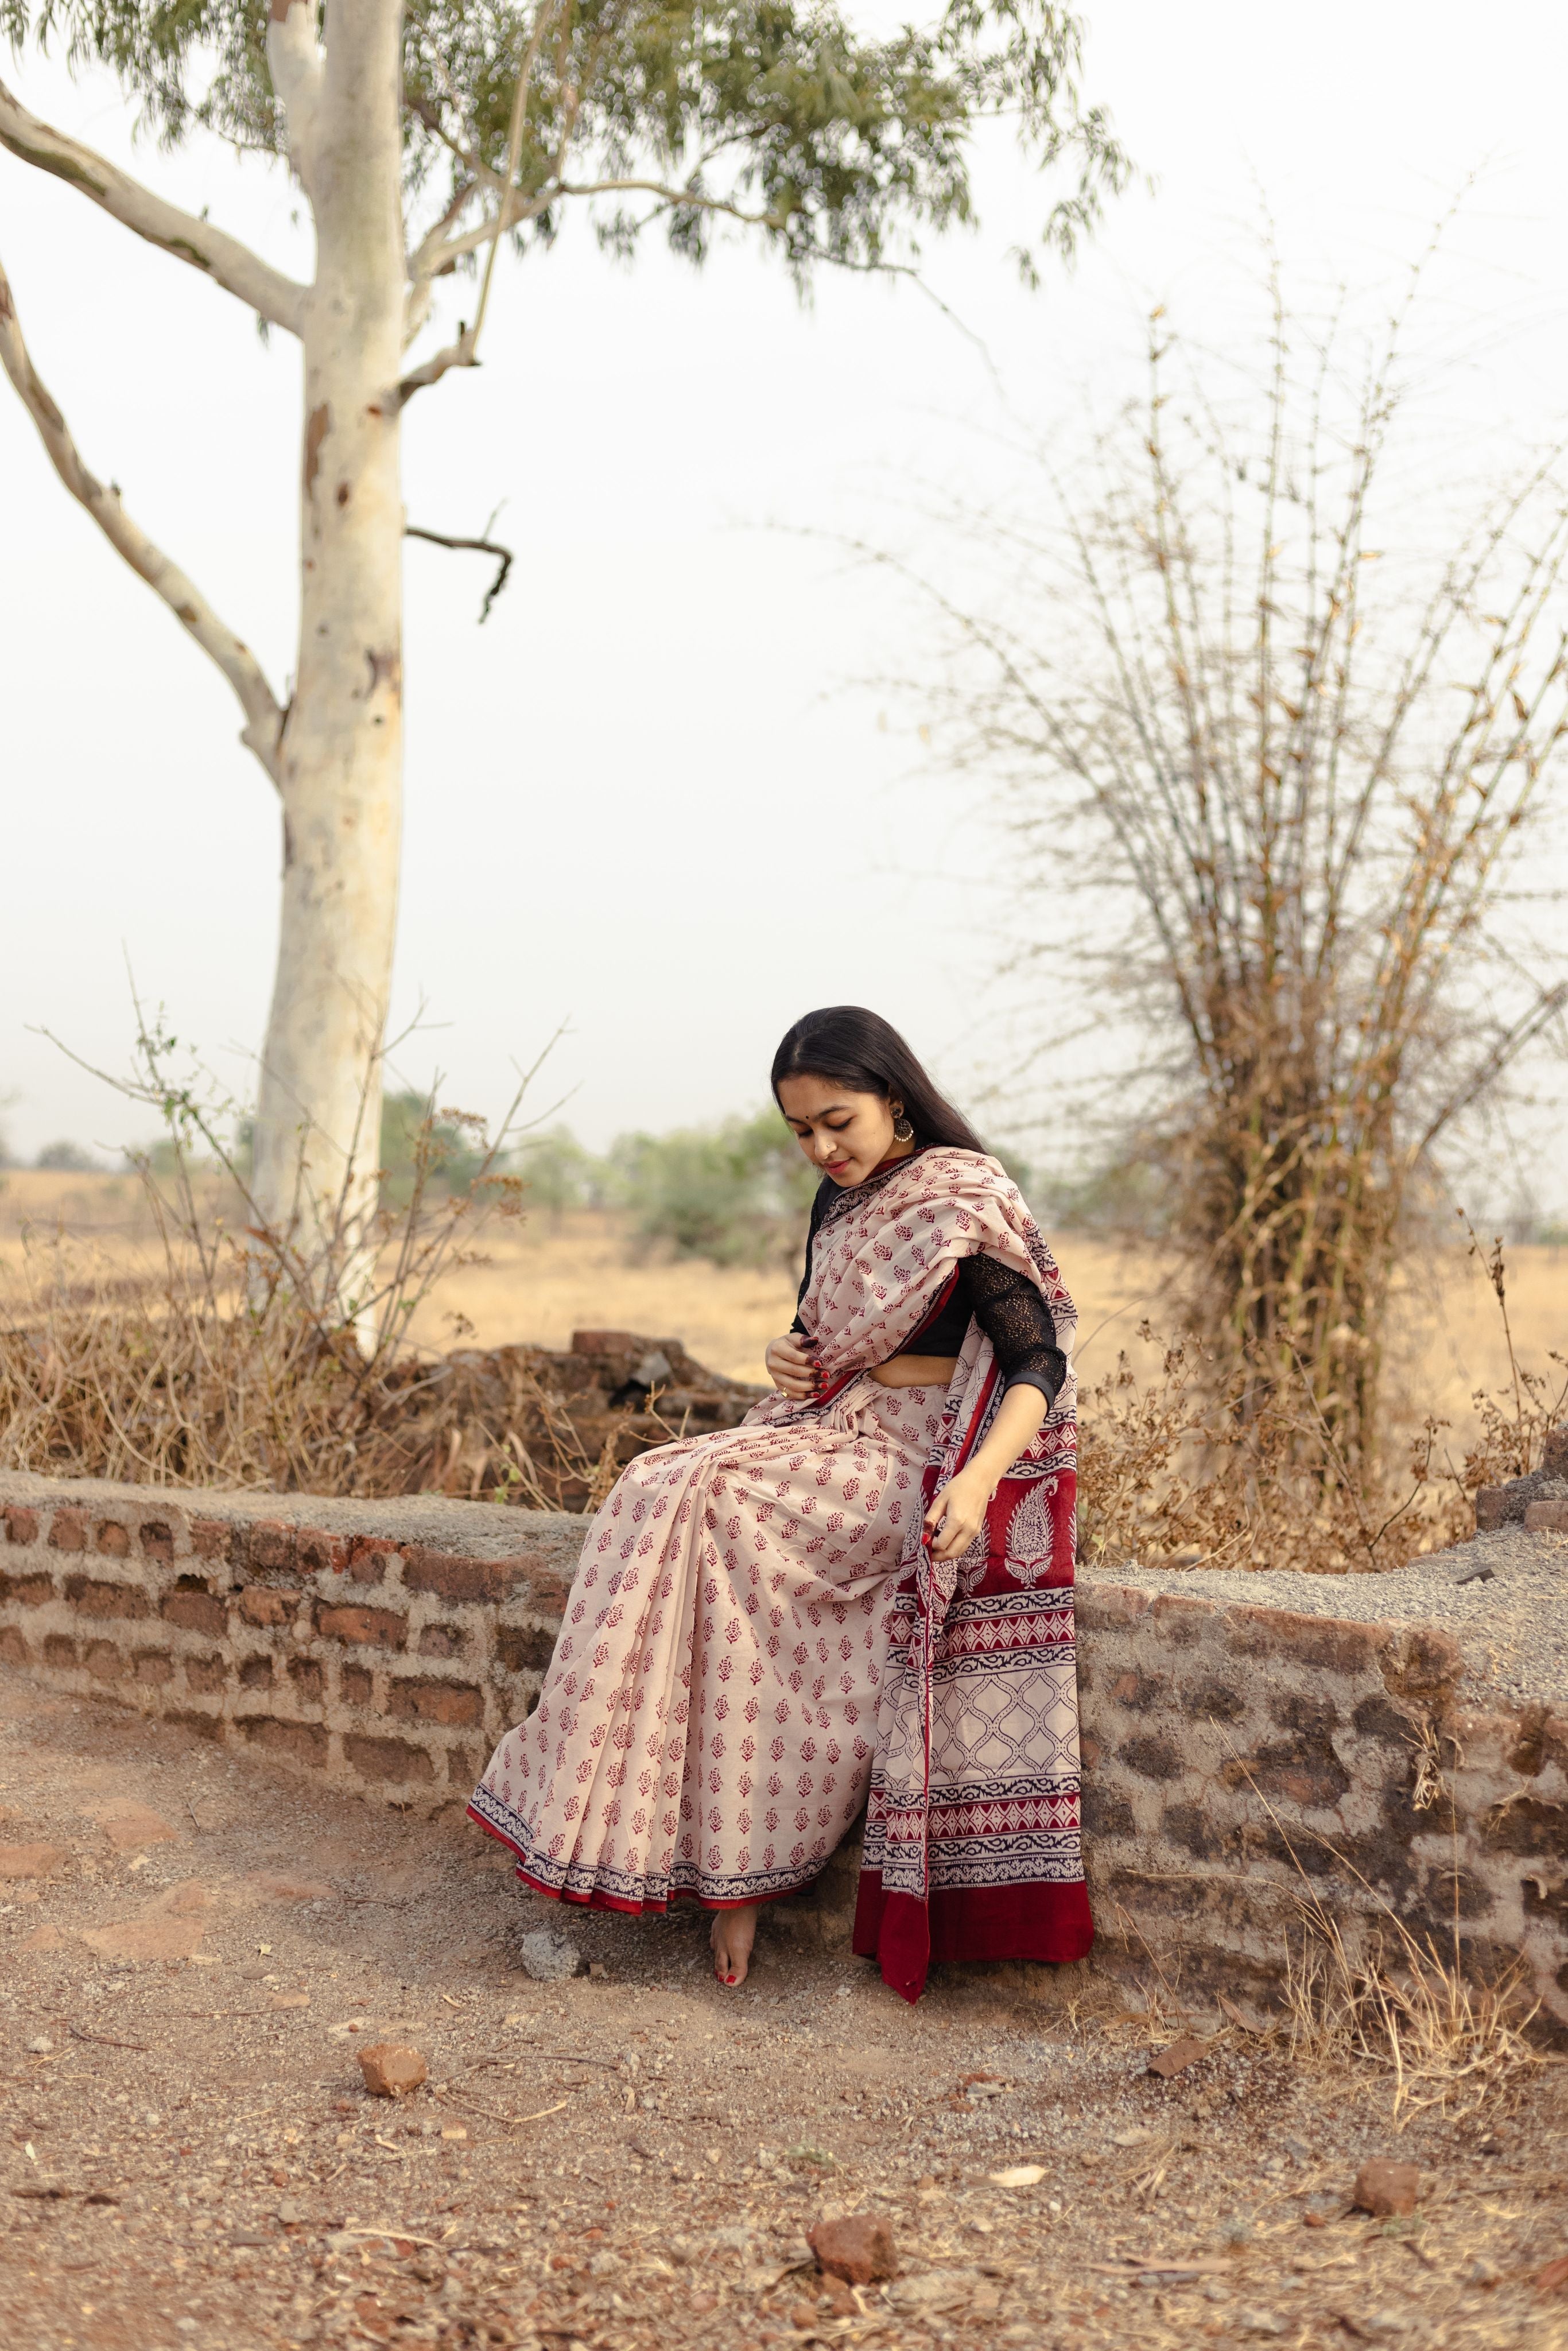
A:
405;520;514;622
395;325;478;407
0;252;285;786
0;72;306;336
266;0;326;193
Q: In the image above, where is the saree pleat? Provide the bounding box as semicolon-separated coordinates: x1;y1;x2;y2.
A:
469;1148;1093;1999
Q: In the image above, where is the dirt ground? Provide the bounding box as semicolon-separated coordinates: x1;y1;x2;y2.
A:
2;1665;1565;2351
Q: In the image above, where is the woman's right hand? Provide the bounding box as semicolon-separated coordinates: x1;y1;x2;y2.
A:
765;1332;820;1400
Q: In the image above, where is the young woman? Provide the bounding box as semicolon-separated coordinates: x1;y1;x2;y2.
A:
469;1007;1092;2003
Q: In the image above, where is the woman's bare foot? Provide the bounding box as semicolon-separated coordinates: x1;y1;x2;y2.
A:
710;1904;760;1986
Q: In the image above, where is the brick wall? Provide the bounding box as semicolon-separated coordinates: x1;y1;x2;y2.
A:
2;1471;1562;2031
1073;1583;1567;2035
0;1472;581;1811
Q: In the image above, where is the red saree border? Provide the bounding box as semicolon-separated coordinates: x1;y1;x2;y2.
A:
466;1801;829;1918
852;1874;1095;2003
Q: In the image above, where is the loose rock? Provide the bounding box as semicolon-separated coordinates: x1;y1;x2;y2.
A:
519;1927;581;1981
90;1801;181;1852
0;1842;66;1879
358;2042;429;2098
1148;2036;1210;2080
809;2212;896;2286
1352;2159;1420;2218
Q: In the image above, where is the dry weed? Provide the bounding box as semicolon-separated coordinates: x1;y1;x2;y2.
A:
1282;1895;1540;2127
1080;1227;1565;1574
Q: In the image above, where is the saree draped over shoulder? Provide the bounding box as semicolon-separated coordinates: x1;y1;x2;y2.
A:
468;1147;1093;2002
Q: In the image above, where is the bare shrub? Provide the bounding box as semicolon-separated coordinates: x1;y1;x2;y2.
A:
1077;1224;1565;1570
915;254;1568;1481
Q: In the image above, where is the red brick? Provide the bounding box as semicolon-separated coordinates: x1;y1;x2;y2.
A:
189;1518;230;1562
444;1745;484;1788
340;1665;374;1706
573;1328;641;1354
344;1734;436;1785
1075;1585;1153;1630
42;1634;78;1666
48;1508;88;1553
289;1656;324;1700
0;1571;54;1608
64;1576;151;1621
237;1585;292;1628
297;1526;348;1574
0;1627;29;1665
315;1603;406;1650
160;1589;228;1638
1525;1498;1568;1533
1151;1593;1217;1643
389;1677;484;1728
347;1536;400;1585
185;1653;227;1696
138;1520;175;1564
402;1548;535;1604
493;1617;547;1669
418;1623;465;1658
3;1507;39;1546
238;1655;272;1690
242;1717;329;1768
95;1519;131;1557
134;1651;174;1685
84;1640;126;1682
165;1708;223;1741
1223;1607;1378;1674
247;1520;297;1573
1381;1626;1463;1706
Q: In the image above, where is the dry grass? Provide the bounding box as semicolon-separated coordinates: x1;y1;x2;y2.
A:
2;1171;1562;1551
6;1169;1561;1411
1282;1902;1542;2128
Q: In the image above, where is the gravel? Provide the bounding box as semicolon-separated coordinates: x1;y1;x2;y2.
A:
1082;1526;1568;1711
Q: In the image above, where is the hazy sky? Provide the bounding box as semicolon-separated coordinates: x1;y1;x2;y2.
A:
4;1;1567;1177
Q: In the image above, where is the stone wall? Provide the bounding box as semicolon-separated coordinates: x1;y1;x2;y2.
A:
2;1469;1563;2032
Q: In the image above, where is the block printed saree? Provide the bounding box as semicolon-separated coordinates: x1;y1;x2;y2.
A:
468;1147;1093;2002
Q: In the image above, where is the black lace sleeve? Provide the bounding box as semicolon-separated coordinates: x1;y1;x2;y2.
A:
790;1181;836;1332
957;1253;1066;1407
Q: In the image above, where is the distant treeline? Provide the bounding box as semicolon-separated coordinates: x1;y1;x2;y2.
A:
6;1099;1565;1264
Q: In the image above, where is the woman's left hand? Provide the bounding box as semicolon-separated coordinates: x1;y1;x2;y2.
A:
924;1464;993;1563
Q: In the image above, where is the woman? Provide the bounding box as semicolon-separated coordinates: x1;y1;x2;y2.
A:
469;1008;1092;2003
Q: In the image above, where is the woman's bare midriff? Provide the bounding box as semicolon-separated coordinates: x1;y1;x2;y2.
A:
870;1355;959;1388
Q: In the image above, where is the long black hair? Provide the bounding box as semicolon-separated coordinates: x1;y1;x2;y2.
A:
770;1007;987;1155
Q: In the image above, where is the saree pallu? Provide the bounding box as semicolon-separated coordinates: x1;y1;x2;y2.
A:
469;1147;1093;2002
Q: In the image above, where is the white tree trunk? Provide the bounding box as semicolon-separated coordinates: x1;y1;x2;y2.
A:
255;0;406;1324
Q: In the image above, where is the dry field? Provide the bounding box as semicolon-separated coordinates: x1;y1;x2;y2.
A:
2;1663;1566;2351
2;1170;1561;1458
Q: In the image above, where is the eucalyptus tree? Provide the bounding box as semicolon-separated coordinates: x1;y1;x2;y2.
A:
0;0;1125;1320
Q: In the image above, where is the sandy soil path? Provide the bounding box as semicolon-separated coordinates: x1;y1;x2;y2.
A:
1;1665;1563;2351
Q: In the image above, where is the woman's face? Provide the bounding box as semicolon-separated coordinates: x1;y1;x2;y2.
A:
776;1074;909;1187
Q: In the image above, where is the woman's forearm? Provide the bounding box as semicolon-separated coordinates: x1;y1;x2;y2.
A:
965;1382;1050;1488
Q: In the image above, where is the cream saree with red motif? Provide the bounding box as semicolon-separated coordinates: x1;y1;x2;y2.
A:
469;1148;1092;2002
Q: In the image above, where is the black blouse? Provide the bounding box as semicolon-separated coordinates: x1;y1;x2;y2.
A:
790;1173;1066;1407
